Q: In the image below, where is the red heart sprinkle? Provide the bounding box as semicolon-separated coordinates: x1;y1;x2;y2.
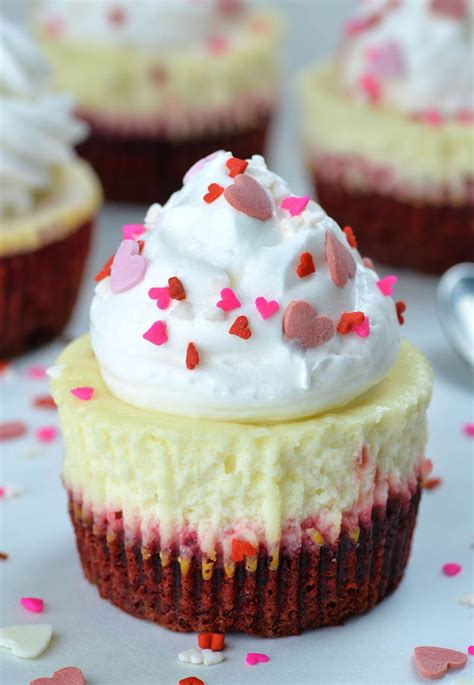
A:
414;646;467;679
396;300;406;324
231;539;257;562
296;252;316;278
224;174;273;221
337;311;365;335
226;156;248;178
423;477;443;490
186;343;200;370
94;255;114;282
343;225;358;248
30;666;85;685
32;395;56;409
203;183;224;204
168;277;186;301
283;301;335;349
0;421;27;441
229;316;252;340
326;231;356;288
179;678;204;685
198;633;225;651
198;633;211;649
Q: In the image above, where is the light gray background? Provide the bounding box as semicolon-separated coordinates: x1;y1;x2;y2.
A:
1;2;473;684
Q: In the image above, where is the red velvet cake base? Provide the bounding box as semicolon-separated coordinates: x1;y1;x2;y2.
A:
77;116;271;205
314;175;474;274
70;488;420;637
0;221;93;358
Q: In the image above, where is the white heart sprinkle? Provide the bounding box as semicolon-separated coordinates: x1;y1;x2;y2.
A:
178;648;203;665
202;648;224;666
459;592;474;607
0;624;52;658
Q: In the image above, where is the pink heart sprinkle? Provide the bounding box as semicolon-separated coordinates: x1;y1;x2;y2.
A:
359;72;381;103
0;487;5;497
255;297;279;320
148;287;170;310
216;288;241;312
468;646;474;655
281;195;310;217
246;653;270;666
462;422;474;437
122;224;145;240
70;387;94;401
30;666;86;685
442;562;462;576
376;275;397;296
27;365;47;379
110;240;147;294
354;316;370;338
422;109;443;127
143;321;168;346
20;597;44;613
36;426;58;443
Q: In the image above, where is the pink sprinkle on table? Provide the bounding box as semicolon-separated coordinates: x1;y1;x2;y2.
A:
70;387;94;401
463;423;474;437
442;562;462;577
20;597;44;613
27;365;47;380
0;487;5;498
246;652;270;666
0;422;27;441
36;426;58;443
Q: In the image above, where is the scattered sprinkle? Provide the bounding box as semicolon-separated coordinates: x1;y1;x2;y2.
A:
395;300;406;325
107;5;127;25
30;667;85;685
421;109;444;126
468;646;474;656
186;343;200;370
376;275;397;296
337;311;365;335
110;240;147;294
343;226;358;248
281;194;310;217
20;598;44;614
459;593;474;607
70;387;94;401
224;174;272;221
296;252;316;278
198;633;225;651
326;232;356;288
229;316;252;340
143;321;168;346
359;72;381;103
217;288;241;312
255;297;279;320
168;277;186;301
423;477;443;491
32;395;56;409
245;653;270;666
0;623;52;658
148;286;170;310
0;485;24;499
202;649;224;666
36;426;58;443
463;423;474;437
179;648;203;665
122;223;145;240
414;646;467;680
283;301;334;349
27;365;47;380
208;35;230;55
203;183;224;204
226;156;248;178
179;678;204;685
0;552;9;561
354;316;370;338
442;563;462;577
231;539;257;562
0;422;27;441
94;255;114;282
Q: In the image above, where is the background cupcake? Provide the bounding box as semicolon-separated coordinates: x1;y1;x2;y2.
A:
300;0;474;273
0;18;102;358
31;0;281;205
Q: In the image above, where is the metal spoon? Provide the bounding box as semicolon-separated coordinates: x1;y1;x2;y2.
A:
437;263;474;367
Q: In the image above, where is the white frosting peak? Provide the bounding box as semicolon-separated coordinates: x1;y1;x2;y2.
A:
339;0;474;117
91;152;400;422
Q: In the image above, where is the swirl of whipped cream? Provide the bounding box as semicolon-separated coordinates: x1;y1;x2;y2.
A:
339;0;474;116
0;18;87;217
35;0;248;49
91;151;400;422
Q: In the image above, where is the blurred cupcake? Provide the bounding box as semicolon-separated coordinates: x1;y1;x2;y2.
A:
32;0;281;204
300;0;474;273
0;18;101;358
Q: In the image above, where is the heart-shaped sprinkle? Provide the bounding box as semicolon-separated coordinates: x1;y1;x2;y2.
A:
110;240;147;294
442;562;462;576
203;183;224;204
463;423;474;437
179;648;203;665
27;365;47;379
337;311;365;335
354;316;370;338
468;646;474;655
32;395;56;409
202;648;224;665
281;194;310;217
168;277;186;301
224;174;272;221
231;539;257;562
359;72;381;103
94;255;114;282
343;225;358;248
20;597;44;613
296;252;316;278
198;633;225;651
143;321;168;346
186;343;200;370
377;275;397;296
70;387;94;401
0;422;27;441
148;287;170;310
459;592;474;607
207;35;230;55
326;232;356;288
226;156;248;178
283;301;335;349
229;316;251;340
30;667;86;685
217;288;241;312
0;624;52;658
414;646;468;679
107;5;126;24
122;224;145;241
430;0;468;19
255;297;279;320
179;678;204;685
396;300;406;324
36;426;57;443
246;653;270;666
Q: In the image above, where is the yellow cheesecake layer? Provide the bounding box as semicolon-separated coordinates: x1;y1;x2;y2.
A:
51;336;432;555
300;63;474;204
0;160;102;258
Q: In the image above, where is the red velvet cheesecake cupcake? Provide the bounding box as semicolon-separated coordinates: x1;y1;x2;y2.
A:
50;151;432;636
300;0;474;273
33;0;281;204
0;19;101;358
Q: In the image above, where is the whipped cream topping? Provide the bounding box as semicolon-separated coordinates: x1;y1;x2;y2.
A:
35;0;249;49
91;152;400;422
339;0;474;117
0;18;87;218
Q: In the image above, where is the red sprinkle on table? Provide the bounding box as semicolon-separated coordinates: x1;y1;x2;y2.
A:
168;277;186;301
32;395;56;409
423;477;443;491
226;156;248;177
95;255;114;282
231;539;257;562
0;552;8;561
296;252;315;278
229;316;252;340
179;678;204;685
337;312;365;335
0;422;27;441
395;300;406;324
107;5;127;25
198;633;225;651
186;343;200;370
204;183;224;203
343;225;358;248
